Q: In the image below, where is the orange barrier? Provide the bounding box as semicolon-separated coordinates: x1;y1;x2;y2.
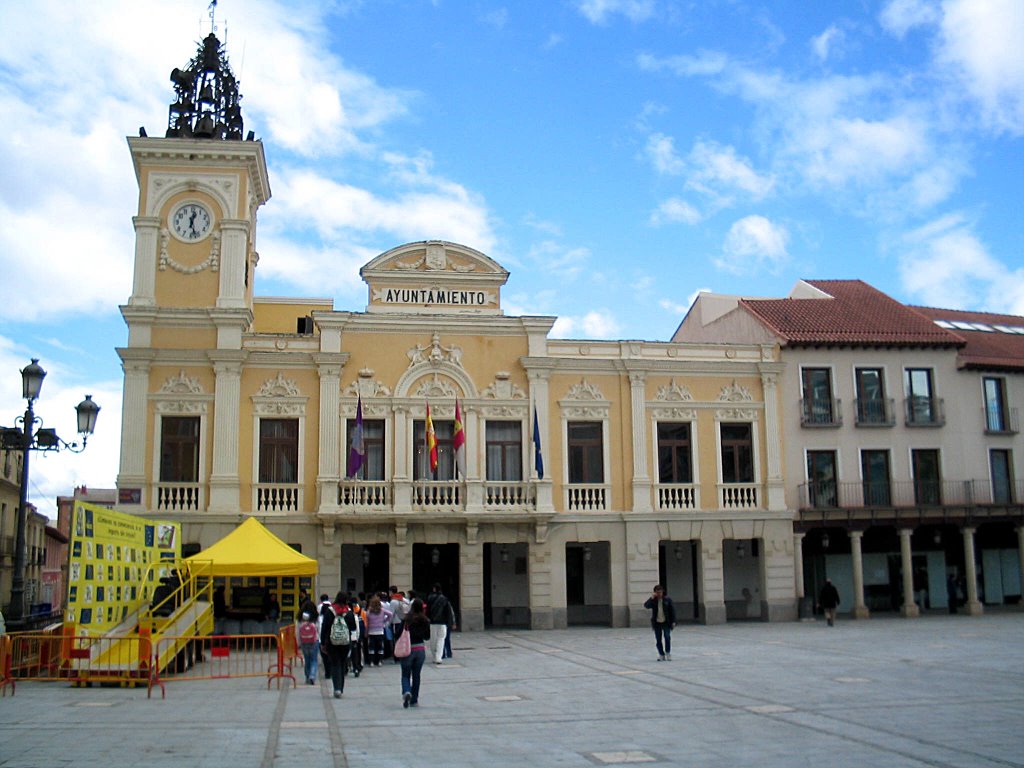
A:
2;628;154;690
273;624;300;680
148;633;295;699
0;635;13;696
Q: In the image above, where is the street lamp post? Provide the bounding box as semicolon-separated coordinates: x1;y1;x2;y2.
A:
4;358;99;626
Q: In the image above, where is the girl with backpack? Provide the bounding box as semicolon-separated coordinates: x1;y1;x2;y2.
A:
297;612;319;684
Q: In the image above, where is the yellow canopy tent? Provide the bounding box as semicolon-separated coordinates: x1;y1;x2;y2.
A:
183;517;318;577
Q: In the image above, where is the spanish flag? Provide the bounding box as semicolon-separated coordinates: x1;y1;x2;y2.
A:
425;402;438;475
453;399;466;479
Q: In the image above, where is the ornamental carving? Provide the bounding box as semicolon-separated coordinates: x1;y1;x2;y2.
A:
342;379;392;398
393;242;476;272
412;373;459;399
565;379;605;401
155;400;208;415
407;332;463;368
159;228;222;274
255;372;301;398
481;372;526;400
650;406;696;421
718;380;753;402
716;408;758;421
563;405;607;419
253;401;304;416
655;379;693;402
158;370;204;394
479;405;527;419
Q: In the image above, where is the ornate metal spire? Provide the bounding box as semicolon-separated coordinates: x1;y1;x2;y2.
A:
165;32;246;141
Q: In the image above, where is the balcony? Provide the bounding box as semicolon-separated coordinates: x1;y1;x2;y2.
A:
155;482;202;512
338;480;390;509
983;406;1019;435
719;483;759;509
255;483;302;513
800;397;842;427
854;397;895;427
904;396;945;427
483;481;535;510
413;480;462;510
798;478;1024;510
566;483;608;511
656;483;699;511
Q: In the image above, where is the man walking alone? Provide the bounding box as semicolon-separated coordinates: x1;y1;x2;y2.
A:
425;583;452;665
643;585;676;661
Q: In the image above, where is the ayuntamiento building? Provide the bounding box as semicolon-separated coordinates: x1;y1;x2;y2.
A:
113;32;794;630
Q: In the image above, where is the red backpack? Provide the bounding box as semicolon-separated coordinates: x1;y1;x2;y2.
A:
298;620;318;644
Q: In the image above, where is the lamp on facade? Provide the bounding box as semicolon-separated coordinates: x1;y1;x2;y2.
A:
500;545;509;563
362;547;371;566
736;541;746;559
583;545;592;562
431;547;440;565
4;359;99;625
933;530;942;545
821;532;830;550
674;544;683;561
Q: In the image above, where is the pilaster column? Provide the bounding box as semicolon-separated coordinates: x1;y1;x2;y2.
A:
963;527;984;616
316;358;342;512
629;371;652;512
129;216;160;306
850;530;870;619
391;404;411;511
793;533;805;600
699;535;726;625
759;370;785;510
899;528;920;617
1017;527;1024;610
216;219;250;309
530;540;555;629
528;372;550;480
208;355;244;512
116;357;152;507
460;542;484;631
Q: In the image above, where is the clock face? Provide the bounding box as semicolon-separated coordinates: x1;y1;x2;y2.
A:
171;203;212;242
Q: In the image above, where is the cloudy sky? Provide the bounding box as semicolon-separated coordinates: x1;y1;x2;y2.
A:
1;0;1022;517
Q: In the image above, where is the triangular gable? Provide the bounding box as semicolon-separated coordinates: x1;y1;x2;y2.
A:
184;517;318;577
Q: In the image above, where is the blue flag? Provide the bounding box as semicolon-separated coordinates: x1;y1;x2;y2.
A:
347;397;365;478
533;407;544;480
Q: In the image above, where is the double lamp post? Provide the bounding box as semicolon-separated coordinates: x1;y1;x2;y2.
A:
2;359;99;625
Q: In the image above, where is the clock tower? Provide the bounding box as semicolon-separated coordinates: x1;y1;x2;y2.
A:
118;31;271;515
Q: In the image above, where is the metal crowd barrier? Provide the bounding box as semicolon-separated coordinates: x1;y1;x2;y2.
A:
1;624;302;698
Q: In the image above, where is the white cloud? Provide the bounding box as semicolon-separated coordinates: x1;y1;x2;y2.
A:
577;0;656;25
879;0;939;38
550;310;621;339
482;8;509;28
715;215;789;275
527;241;592;279
637;50;729;77
650;198;703;226
938;0;1024;134
644;133;687;175
811;25;844;62
896;213;1009;309
687;140;775;200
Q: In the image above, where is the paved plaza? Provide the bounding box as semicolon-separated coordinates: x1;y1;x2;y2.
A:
2;614;1023;768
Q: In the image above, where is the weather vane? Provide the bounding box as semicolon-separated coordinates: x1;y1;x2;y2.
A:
209;0;218;35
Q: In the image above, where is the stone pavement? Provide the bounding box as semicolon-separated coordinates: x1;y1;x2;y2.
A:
2;614;1023;768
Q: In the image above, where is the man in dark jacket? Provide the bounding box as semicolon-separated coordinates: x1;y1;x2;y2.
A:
425;583;452;665
643;585;676;661
819;579;840;626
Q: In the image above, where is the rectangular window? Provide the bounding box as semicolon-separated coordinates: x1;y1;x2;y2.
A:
720;423;754;483
861;449;891;506
413;420;454;480
346;419;385;480
568;422;604;483
486;421;522;481
657;423;693;483
983;377;1009;432
806;450;837;508
912;449;941;505
905;368;938;425
990;449;1014;504
855;367;888;425
801;368;836;425
160;416;200;482
259;418;298;483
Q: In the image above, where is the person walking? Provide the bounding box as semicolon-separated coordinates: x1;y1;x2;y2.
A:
389;587;410;662
399;598;430;708
317;594;336;680
365;594;394;667
643;585;676;661
297;612;320;684
819;578;840;626
322;601;354;698
347;596;365;677
425;583;452;665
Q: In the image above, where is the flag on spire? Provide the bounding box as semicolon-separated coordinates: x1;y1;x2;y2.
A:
453;399;466;479
533;406;544;480
346;396;365;478
425;402;438;475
